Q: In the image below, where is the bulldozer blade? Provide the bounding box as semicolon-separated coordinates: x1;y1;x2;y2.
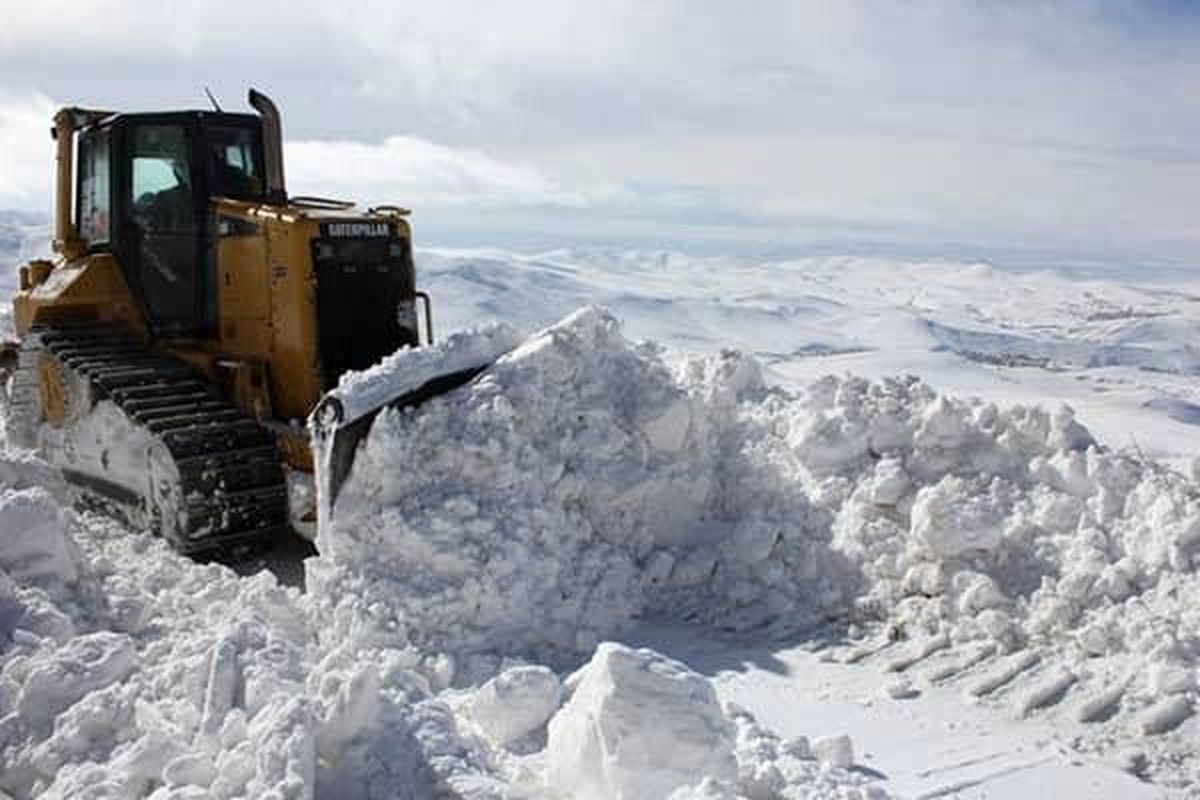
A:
313;363;491;512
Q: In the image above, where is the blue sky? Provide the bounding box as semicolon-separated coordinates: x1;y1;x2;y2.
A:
2;1;1199;266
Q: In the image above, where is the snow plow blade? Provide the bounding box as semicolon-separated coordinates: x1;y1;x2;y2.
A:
311;364;489;510
309;324;523;517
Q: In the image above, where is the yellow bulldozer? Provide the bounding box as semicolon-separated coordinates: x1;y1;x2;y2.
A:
4;90;488;553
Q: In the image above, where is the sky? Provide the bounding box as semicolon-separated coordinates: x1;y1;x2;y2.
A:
2;1;1200;266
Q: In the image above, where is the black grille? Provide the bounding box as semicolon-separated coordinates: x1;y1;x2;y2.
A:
312;234;418;389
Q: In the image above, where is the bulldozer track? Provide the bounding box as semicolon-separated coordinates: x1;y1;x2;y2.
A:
8;322;290;554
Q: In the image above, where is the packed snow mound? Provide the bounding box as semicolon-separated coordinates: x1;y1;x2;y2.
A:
310;307;860;672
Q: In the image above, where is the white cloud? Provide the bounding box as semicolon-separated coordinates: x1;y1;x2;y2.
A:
0;92;55;212
3;2;1200;261
0;92;587;213
286;136;586;209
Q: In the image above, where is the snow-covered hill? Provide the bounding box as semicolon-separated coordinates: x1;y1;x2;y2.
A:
420;248;1200;470
2;242;1198;798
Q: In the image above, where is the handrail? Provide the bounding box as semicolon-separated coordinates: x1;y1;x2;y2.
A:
415;291;434;345
289;195;356;210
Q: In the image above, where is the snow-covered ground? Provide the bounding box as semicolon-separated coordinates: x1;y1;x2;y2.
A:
2;223;1199;798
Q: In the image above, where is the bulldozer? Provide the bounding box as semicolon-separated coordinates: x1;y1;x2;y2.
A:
4;89;492;553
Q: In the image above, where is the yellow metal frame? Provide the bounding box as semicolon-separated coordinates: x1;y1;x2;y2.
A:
14;253;148;337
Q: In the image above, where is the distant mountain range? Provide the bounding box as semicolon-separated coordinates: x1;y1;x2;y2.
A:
0;210;51;298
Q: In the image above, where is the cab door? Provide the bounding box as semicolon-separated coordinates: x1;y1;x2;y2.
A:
120;122;209;336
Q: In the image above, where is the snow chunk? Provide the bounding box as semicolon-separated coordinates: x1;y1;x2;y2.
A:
883;677;920;700
16;632;136;733
545;643;736;800
464;665;562;747
869;457;910;506
812;734;855;769
1140;695;1193;735
910;476;1009;558
0;487;79;586
1148;662;1196;697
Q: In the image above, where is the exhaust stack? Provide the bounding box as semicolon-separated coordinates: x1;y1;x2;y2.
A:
248;89;287;202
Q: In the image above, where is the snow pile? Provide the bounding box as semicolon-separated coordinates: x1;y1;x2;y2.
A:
0;514;321;798
1;453;874;799
0;453;80;648
0;486;78;590
313;305;1200;687
310;307;857;673
720;713;886;800
312;305;1200;782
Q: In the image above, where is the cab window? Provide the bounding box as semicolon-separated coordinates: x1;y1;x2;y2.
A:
130;125;195;232
78;130;111;244
207;126;263;199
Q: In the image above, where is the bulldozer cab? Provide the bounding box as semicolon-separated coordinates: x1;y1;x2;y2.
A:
75;111;267;337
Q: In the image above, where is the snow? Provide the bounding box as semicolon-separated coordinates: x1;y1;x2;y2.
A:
317;306;1200;746
3;233;1200;797
15;632;137;733
0;486;78;588
810;735;854;770
636;625;1162;799
544;642;736;800
308;298;1200;790
462;665;562;747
